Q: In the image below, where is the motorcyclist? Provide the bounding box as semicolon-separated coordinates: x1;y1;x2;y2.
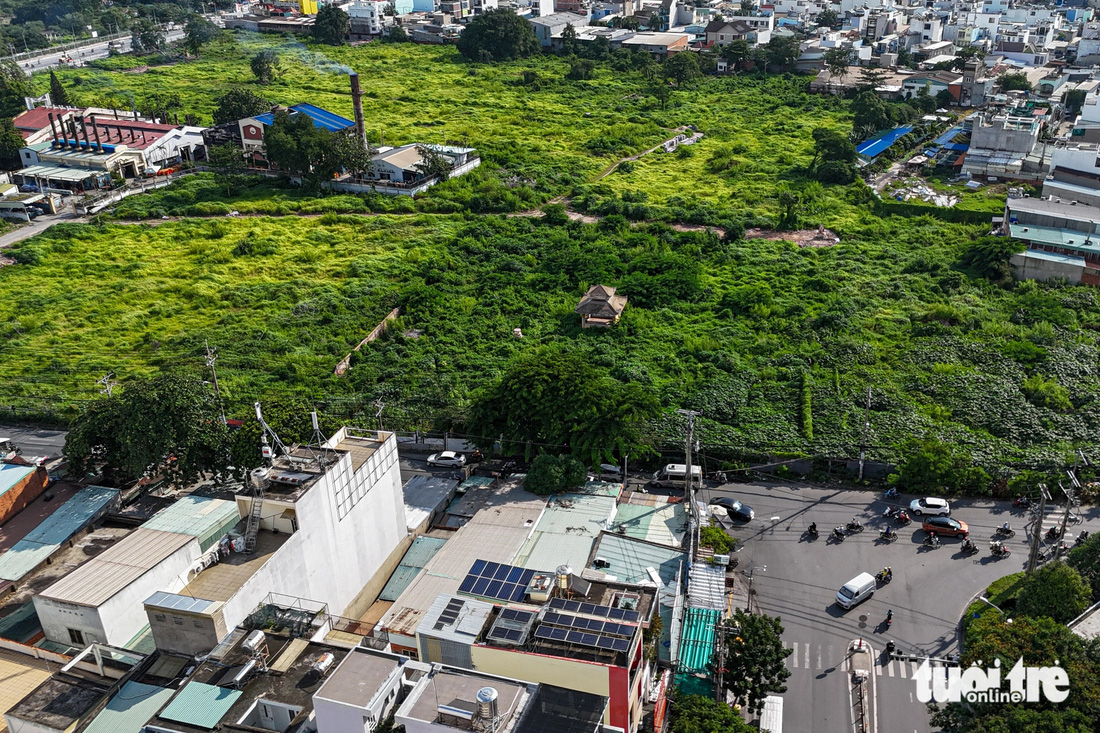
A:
924;531;938;546
808;522;818;536
897;510;910;523
881;526;896;539
833;526;845;539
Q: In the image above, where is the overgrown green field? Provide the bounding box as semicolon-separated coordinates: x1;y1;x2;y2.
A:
4;211;1099;472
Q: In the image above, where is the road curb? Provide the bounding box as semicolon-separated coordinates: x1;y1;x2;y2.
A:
847;638;876;733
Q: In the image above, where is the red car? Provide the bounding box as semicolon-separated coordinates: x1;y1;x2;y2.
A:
922;516;969;537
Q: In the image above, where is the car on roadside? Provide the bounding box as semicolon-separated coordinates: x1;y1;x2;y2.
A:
709;497;755;522
910;497;951;516
922;516;969;537
426;450;467;468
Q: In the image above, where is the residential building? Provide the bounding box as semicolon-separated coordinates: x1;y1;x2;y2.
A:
576;284;628;328
961;111;1042;178
0;461;50;525
1004;196;1100;285
349;0;414;36
619;31;690;58
529;12;589;46
705;18;771;46
354;144;481;194
901;70;964;102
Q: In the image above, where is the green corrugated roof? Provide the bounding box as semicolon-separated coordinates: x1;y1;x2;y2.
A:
514;493;616;572
678;607;720;673
593;533;685;585
378;536;449;602
140;496;240;552
124;624;156;655
83;681;174;733
0;463;34;499
159;682;242;729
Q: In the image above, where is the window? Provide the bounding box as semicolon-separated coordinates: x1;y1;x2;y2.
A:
154;613;166;622
68;628;84;645
172;616;184;625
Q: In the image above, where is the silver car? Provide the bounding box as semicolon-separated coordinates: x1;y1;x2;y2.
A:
426;451;467;468
909;497;951;516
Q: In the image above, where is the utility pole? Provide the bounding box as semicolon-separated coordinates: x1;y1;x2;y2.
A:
1026;484;1051;577
1056;481;1074;558
204;340;226;425
858;386;871;481
679;409;701;560
374;399;385;432
96;372;116;397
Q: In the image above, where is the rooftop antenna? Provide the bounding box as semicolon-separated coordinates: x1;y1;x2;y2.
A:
309;410;336;466
255;401;288;465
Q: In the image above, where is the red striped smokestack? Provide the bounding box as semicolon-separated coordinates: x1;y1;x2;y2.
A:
349;73;366;148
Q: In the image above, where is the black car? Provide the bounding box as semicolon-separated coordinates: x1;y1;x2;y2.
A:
709;497;755;522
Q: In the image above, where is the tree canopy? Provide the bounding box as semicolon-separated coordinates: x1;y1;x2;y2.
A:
0;117;24;171
184;14;220;54
714;610;792;715
1068;531;1100;603
457;9;540;62
1017;562;1092;624
465;346;660;463
888;436;990;494
0;60;30;119
999;71;1032;92
48;70;70;107
523;453;587;495
664;51;701;87
130;18;165;53
313;5;350;45
264;111;370;188
212;87;271;125
250;50;281;85
671;694;754;733
63;374;231;487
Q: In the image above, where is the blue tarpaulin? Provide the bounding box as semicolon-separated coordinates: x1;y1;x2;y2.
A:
857;125;915;159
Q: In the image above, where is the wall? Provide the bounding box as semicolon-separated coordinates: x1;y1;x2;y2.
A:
34;536;201;647
0;465;48;525
1011;252;1085;283
970;122;1039;154
147;606;227;657
221;431;406;630
470;646;616;722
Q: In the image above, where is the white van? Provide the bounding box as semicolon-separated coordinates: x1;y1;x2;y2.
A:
836;572;876;609
650;464;704;489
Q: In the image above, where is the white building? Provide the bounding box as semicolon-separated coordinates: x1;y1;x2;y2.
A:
34;528;202;647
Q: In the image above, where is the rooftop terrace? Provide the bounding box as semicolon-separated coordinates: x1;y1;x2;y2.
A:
179;530;289;602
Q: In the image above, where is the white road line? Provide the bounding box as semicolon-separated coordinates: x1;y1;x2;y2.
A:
912;662;922;678
804;643;810;670
899;662;907;679
817;647;823;669
791;642;798;668
888;661;895;677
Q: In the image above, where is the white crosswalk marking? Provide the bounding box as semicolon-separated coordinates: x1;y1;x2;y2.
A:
899;661;907;679
791;642;798;668
911;662;921;678
804;643;810;670
888;661;895;677
817;646;823;670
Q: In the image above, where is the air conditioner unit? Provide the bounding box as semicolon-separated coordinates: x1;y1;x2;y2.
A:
713;554;731;566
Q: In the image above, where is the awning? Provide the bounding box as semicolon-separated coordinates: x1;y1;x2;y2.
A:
15;165;103;182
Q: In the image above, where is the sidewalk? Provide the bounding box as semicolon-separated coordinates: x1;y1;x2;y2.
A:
847;638;876;733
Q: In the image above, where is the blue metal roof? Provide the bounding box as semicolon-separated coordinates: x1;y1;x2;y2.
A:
0;485;118;581
159;682;242;729
0;464;34;499
934;126;967;146
83;681;174;733
379;535;449;602
253;103;354;132
857;125;915;159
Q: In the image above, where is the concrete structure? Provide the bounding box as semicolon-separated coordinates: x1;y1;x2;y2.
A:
0;462;49;525
619;32;690;58
33;528;201;647
143;592;229;657
529;12;589;46
962;112;1042;179
313;648;407;732
1010;249;1091;284
1004;197;1100;285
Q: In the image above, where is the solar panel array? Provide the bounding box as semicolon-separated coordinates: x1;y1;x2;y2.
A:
533;624;631;653
486;608;536;645
434;597;466;630
542;612;635;638
548;597;641;623
458;560;537;603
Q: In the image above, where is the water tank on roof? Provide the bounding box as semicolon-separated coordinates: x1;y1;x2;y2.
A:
477;687;499;724
312;652;336;676
556;565;572;590
243;629;266;655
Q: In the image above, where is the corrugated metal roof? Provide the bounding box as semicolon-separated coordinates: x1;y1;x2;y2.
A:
857;125;915;159
456;475;494;492
611;503;687;548
592;533;685;585
514;532;592;574
83;681;174;733
415;593;494;644
254;103;354;132
159;681;242;729
0;464;34;499
678;607;720;673
140;496;240;552
379;536;448;602
39;528;197;607
0;485;118;581
379;566;424;602
687;563;725;611
402;476;458;531
513;493;614;572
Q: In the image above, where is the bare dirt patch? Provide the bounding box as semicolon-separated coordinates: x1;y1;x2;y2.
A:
745;226;840;248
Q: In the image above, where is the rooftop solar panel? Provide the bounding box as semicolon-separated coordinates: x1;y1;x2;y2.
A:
460;560;537;604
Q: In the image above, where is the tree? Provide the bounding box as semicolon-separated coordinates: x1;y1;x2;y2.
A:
777;189;800;229
823;47;849;91
889;437;991;494
184;14;220;54
130;18;165;53
1068;531;1100;603
1065;88;1087;115
851;90;892;138
715;611;792;716
764;36;800;71
896;47;914;68
383;24;409;43
999;71;1032;92
671;695;754;733
816;8;839;28
63;374;231;488
457;9;540;62
0;117;24;170
856;66;887;92
207;143;249;196
0;60;30;119
212;87;271;125
935;88;954;108
959;236;1025;283
414;144;451;180
649;80;671;108
1017;562;1091;623
559;23;578;56
464;346;660;464
48;70;70;107
663;51;701;87
567;58;596;80
523;453;587;495
810;127;857;169
721;38;751;70
250;50;280;84
265;111;370;188
313;5;350;45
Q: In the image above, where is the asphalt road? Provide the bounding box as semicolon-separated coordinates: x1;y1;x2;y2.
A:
15;30;185;75
0;424;67;458
703;480;1100;733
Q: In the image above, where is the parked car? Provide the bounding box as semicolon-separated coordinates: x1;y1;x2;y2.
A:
909;497;951;516
426;451;466;468
922;516;969;537
709;497;755;522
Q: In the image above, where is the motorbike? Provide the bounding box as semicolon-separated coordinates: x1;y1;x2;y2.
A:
886;609;894;626
923;534;941;549
1013;496;1031;509
884;488;899;500
995;525;1015;538
1077;531;1090;547
879;528;898;543
806;525;819;539
832;527;846;541
1046;526;1063;542
961;539;979;555
882;507;899;519
895;511;912;526
875;567;893;584
846;518;865;533
990;541;1010;557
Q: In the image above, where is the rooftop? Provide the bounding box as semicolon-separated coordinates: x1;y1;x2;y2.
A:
608;495;686;548
400;667;530;731
587;531;686;586
178;530;289;602
5;670;111;731
0;649;53;733
1007;196;1100;222
0;463;34;500
379;535;449;602
513;684;607;733
1009;223;1100;256
139;495;240;553
0;484;117;582
148;629;349;733
11;106;78;137
253;102;354;133
38;528;197;607
513;492;617;573
314;646;403;707
81;680;174;733
402;475;459;532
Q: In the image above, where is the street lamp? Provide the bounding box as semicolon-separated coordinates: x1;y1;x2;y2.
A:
743;565;766;611
978;596;1008;619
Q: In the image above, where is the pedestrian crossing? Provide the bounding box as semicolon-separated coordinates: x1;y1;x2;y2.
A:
783;640;949;679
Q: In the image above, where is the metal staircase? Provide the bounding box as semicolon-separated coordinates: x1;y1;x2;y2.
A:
243;483;264;555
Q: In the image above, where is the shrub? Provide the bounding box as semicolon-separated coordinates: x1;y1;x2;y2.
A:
700;523;735;554
523;454;586;496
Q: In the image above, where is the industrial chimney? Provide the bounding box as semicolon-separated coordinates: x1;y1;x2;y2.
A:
89;115;102;152
349;73;367;148
47;112;60;149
